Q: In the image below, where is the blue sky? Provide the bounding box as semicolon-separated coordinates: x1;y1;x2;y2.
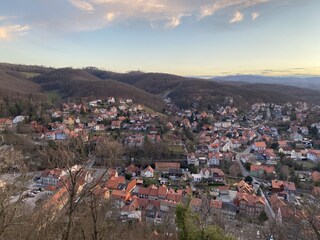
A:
0;0;319;76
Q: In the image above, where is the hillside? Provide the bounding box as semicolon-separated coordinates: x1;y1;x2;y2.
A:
32;68;165;110
89;69;320;109
212;75;320;91
87;69;186;94
0;67;46;101
160;80;320;109
1;63;320;113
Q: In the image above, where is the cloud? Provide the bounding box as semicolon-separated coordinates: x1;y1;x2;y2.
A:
0;16;7;21
1;0;274;33
199;0;269;19
251;12;260;21
105;12;115;23
0;24;30;40
69;0;95;12
230;11;244;23
165;16;182;29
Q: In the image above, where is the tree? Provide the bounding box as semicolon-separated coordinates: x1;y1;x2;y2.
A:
256;188;262;196
258;211;268;224
270;142;279;150
245;176;253;184
37;137;123;240
176;204;234;240
229;164;241;177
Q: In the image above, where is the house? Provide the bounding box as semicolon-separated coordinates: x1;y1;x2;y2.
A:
236;180;254;194
111;190;131;202
312;187;320;197
0;118;12;131
190;198;202;212
269;194;292;222
291;132;303;142
13;115;26;124
155;162;180;173
191;174;202;183
187;153;199;166
234;192;265;217
107;97;115;104
92;186;110;199
307;149;320;162
300;126;309;135
141;165;154;178
250;165;275;178
252;142;267;152
207;152;220;166
271;180;296;198
278;141;289;149
40;168;64;186
105;176;126;190
200;168;225;183
111;121;121;130
126;164;139;177
311;171;320;183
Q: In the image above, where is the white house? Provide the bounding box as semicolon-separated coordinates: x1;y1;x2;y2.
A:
187;153;199;166
141;165;154;178
291;133;303;142
191;174;202;183
252;142;267;152
13;116;26;124
307;150;320;162
208;152;220;166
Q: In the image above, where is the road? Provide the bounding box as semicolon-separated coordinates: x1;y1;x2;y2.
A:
233;144;276;220
234;145;251;177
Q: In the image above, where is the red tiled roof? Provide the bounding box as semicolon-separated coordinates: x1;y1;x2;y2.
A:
271;180;296;191
158;185;168;197
250;165;275;174
155;162;180;170
138;186;150;195
254;142;266;148
190;198;202;207
105;176;126;189
210;200;223;209
312;171;320;182
236;192;265;205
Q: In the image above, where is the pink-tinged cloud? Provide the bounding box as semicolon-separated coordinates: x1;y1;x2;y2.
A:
0;24;30;40
230;11;244;23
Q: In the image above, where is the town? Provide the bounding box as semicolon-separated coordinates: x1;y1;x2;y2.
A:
0;96;320;240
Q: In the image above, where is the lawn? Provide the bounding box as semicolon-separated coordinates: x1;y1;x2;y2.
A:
300;160;317;170
169;144;186;155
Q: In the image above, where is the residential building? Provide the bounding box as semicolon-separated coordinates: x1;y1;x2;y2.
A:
250;165;275;178
235;193;265;217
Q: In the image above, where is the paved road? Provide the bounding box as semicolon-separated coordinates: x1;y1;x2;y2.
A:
233;144;275;220
253;181;275;220
233;145;251;177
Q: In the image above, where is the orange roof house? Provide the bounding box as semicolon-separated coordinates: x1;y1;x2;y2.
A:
271;180;296;193
269;194;293;219
252;141;267;151
111;190;131;202
236;180;254;194
105;176;126;189
235;192;265;205
311;171;320;182
155;162;180;172
250;165;275;178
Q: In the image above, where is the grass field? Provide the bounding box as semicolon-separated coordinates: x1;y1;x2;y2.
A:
169;144;186;155
300;160;317;170
20;72;41;79
46;90;62;104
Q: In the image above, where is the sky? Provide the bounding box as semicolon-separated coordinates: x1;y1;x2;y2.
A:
0;0;319;76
